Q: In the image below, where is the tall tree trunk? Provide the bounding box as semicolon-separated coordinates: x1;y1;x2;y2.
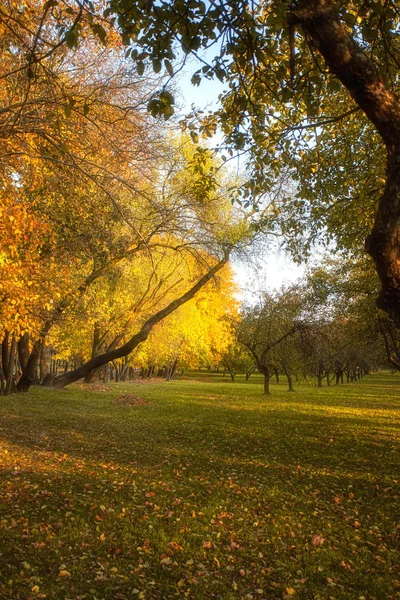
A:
294;0;400;325
39;343;50;382
2;331;10;381
317;361;324;388
16;340;42;392
120;356;134;381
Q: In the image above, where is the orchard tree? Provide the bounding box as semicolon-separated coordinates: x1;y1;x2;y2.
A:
238;285;305;395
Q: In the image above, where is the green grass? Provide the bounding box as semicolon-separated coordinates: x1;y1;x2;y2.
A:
0;374;399;600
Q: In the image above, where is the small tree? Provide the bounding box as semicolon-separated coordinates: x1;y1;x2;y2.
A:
238;286;305;395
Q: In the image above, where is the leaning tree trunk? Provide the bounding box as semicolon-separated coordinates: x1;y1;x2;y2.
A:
50;254;230;389
295;0;400;327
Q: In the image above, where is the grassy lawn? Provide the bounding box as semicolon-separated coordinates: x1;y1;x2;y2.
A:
0;374;399;600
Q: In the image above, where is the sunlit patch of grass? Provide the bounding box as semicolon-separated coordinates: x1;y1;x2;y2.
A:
0;373;399;599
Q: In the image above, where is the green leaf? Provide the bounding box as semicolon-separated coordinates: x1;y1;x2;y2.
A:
65;29;77;49
137;61;145;76
160;90;174;105
152;59;162;74
165;60;174;77
163;105;174;120
92;23;107;45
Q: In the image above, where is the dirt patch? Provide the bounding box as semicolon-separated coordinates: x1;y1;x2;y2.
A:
113;394;149;406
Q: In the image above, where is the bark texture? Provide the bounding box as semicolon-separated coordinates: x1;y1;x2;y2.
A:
294;0;400;325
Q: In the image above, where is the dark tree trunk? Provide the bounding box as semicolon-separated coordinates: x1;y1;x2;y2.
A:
222;361;235;381
16;340;42;392
42;373;55;387
2;332;10;380
17;333;30;372
5;336;17;395
317;361;324;388
120;357;133;381
246;365;256;380
282;363;295;392
263;368;270;395
274;368;279;384
84;324;105;383
295;0;400;325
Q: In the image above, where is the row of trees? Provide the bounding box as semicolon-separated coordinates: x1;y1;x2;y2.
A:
221;257;390;394
9;255;388;396
0;2;253;394
2;0;400;393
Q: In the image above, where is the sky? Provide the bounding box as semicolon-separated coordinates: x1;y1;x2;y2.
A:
175;64;306;294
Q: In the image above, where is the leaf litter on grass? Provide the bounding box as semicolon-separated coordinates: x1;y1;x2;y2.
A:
0;374;399;599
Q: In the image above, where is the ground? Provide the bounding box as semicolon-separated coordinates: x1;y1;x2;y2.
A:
0;373;399;599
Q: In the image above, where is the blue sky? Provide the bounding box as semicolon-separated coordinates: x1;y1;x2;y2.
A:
175;66;306;293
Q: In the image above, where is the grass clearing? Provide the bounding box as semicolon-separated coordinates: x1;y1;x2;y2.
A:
0;374;399;599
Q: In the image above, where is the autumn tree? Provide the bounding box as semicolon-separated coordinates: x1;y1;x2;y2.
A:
132;262;238;379
0;0;254;394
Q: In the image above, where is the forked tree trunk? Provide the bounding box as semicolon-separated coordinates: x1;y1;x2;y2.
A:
17;340;42;392
246;365;256;381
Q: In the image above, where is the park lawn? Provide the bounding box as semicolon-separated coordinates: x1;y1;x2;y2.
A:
0;375;399;600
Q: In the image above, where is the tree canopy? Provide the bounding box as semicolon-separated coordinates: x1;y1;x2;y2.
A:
97;0;400;323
